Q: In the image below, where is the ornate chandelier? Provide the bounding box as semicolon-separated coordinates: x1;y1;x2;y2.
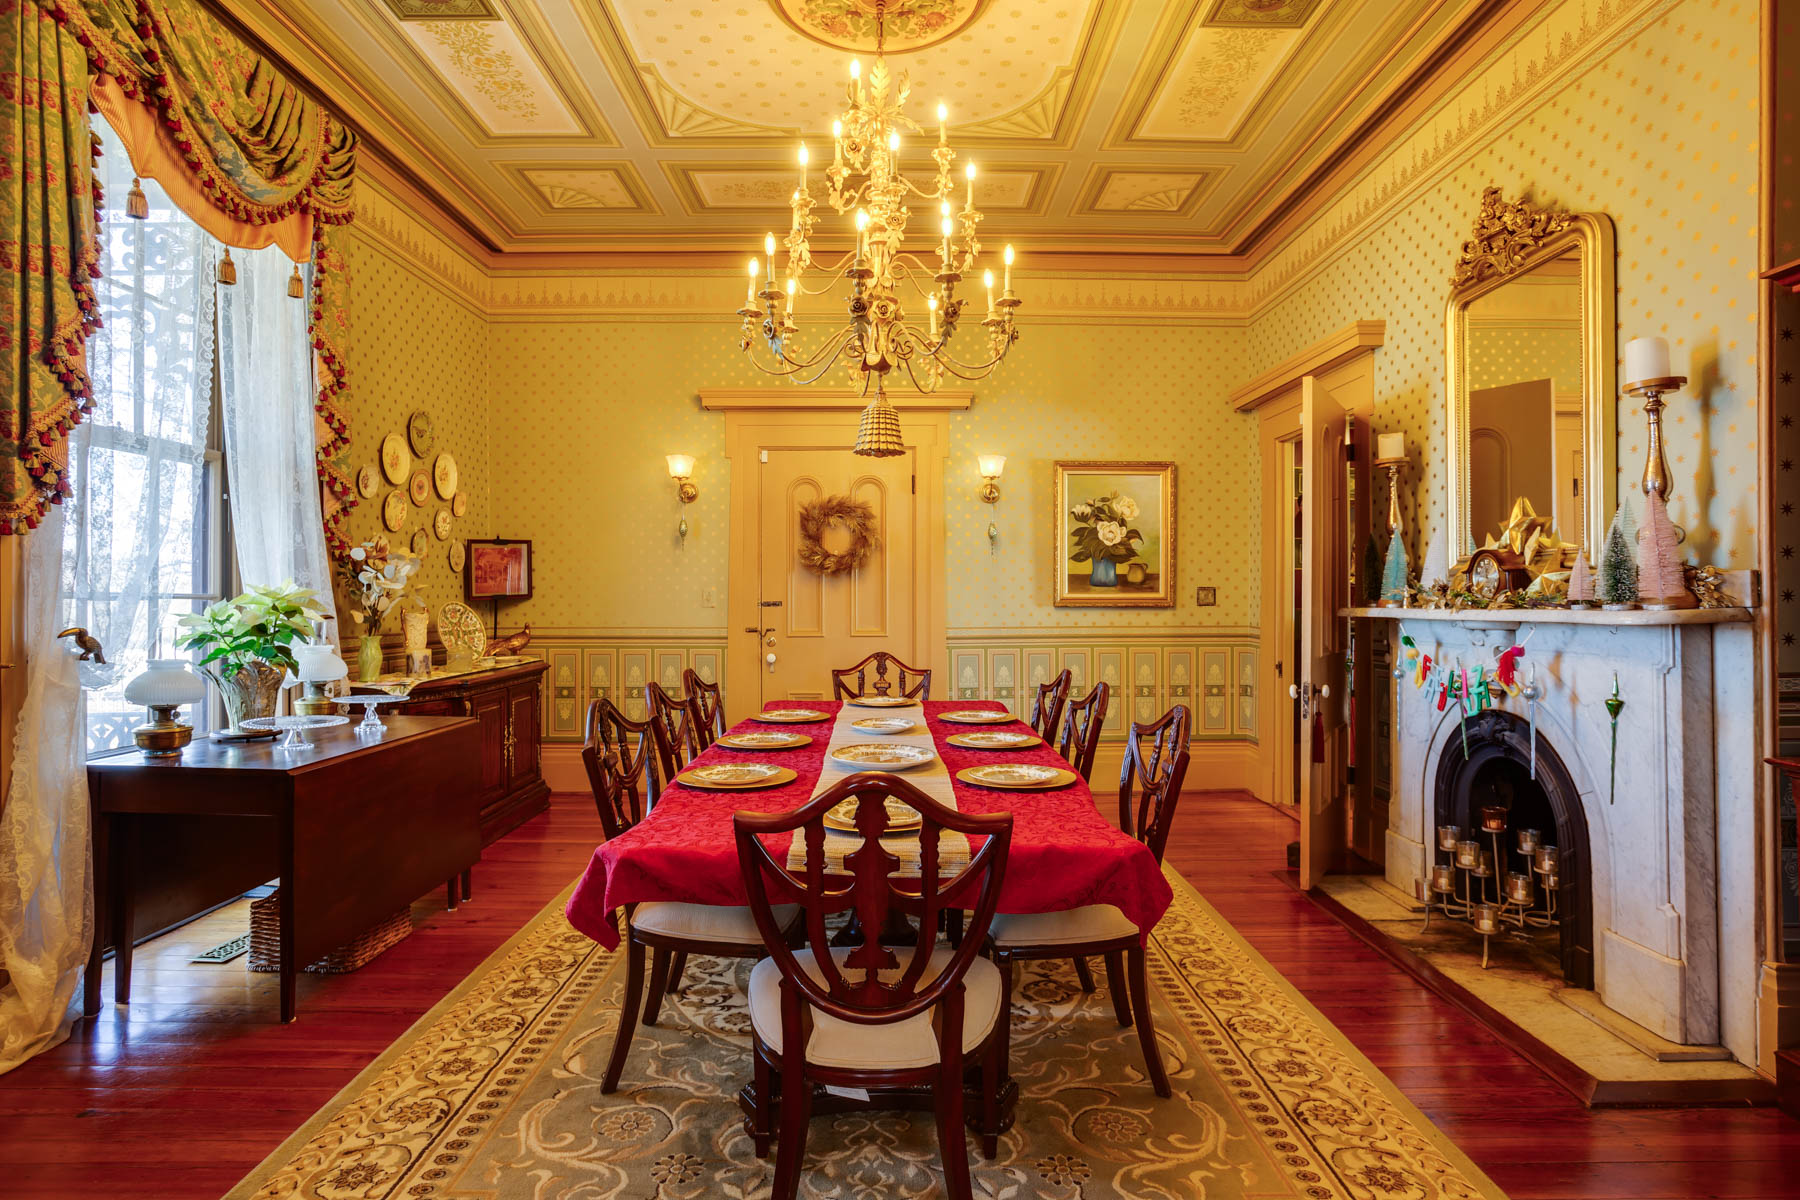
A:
735;6;1021;456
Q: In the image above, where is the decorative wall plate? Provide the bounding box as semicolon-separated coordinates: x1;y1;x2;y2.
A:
451;493;467;518
410;529;428;555
382;490;408;532
829;743;935;771
380;433;410;484
407;409;434;456
409;469;431;506
357;465;378;498
956;763;1076;790
448;540;466;572
939;710;1018;725
434;509;452;540
433;453;459;500
438;601;485;660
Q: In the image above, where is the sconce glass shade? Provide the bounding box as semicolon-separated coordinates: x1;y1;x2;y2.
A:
123;659;205;706
977;454;1006;479
666;453;696;479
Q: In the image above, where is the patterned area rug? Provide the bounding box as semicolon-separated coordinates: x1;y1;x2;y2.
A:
227;869;1506;1199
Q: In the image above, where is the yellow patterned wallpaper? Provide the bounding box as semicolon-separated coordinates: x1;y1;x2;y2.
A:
333;178;492;622
1245;0;1761;569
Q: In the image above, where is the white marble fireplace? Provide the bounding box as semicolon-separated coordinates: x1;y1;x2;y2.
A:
1375;610;1760;1064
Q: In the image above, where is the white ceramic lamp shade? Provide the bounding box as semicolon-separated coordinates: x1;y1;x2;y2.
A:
123;660;205;707
293;642;349;684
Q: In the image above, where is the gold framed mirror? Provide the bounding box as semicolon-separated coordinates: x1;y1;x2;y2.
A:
1445;187;1616;565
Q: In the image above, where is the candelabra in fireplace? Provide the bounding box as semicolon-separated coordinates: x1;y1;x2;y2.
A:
1424;805;1562;967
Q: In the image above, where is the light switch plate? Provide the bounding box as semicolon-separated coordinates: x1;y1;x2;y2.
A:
700;588;716;608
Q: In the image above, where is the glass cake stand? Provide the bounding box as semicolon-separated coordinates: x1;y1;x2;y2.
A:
239;714;350;752
338;691;412;736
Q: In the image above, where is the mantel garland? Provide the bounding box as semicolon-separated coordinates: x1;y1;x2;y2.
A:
797;495;879;576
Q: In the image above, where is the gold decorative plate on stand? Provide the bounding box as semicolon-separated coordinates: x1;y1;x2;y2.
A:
676;763;797;790
939;710;1019;725
956;763;1077;790
382;490;408;532
946;730;1043;750
433;453;459;500
848;696;918;708
829;743;936;771
823;795;923;834
438;601;485;660
850;716;914;735
751;708;829;723
380;433;410;484
716;731;812;751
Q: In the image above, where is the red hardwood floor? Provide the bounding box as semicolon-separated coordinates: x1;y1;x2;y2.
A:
0;790;1795;1199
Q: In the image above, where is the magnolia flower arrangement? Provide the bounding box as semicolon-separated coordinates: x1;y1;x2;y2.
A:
340;536;423;633
175;581;325;677
1068;491;1145;566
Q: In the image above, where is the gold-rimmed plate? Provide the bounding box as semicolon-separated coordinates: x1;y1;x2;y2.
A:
830;743;936;771
956;763;1077;790
848;696;918;708
946;730;1043;751
939;709;1019;725
716;730;812;751
676;763;797;790
751;708;830;723
823;795;923;834
850;716;914;735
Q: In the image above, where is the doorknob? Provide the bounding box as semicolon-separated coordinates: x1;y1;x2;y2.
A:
765;651;777;674
1317;684;1331;700
1288;684;1299;700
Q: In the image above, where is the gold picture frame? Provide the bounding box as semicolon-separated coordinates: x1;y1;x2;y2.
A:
1053;460;1176;607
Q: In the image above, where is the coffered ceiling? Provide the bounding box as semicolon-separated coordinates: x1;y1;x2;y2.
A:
219;0;1510;261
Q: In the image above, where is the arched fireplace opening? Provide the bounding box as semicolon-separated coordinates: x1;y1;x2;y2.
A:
1431;709;1594;988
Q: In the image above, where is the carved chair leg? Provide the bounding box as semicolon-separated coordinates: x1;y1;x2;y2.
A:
937;1048;972;1200
770;1057;812;1200
751;1038;774;1159
979;1032;1002;1159
1103;950;1132;1027
643;946;672;1025
602;935;645;1093
1072;956;1097;992
1127;946;1171;1098
666;949;688;995
995;952;1015;1107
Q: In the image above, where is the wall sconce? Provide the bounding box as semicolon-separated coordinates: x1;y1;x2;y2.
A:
977;454;1005;549
666;454;698;542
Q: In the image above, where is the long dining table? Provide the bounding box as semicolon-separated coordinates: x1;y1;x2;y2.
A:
564;699;1173;949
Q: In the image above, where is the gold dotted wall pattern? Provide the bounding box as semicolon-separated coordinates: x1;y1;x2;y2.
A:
1245;0;1761;571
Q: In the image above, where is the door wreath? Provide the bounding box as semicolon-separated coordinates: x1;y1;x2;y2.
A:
798;496;880;575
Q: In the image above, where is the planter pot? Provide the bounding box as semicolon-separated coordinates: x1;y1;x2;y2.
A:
1090;558;1118;588
202;662;285;731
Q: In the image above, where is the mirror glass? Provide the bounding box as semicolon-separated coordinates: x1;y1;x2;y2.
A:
1461;248;1585;546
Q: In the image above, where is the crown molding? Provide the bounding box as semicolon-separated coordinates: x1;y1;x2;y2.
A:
1229;320;1385;413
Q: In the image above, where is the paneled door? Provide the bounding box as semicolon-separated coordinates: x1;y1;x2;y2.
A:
756;448;917;704
1298;376;1351;888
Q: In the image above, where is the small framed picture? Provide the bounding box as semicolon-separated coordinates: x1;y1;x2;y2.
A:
466;539;532;600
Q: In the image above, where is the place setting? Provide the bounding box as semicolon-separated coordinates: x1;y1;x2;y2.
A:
944;728;1042;750
850;715;916;735
828;742;937;772
749;707;831;724
938;708;1023;726
954;762;1079;791
673;761;798;790
715;729;813;751
846;695;919;709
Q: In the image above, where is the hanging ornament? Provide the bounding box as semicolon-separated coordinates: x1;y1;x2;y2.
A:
1521;664;1543;779
1494;644;1524;694
1455;660;1470;758
217;248;238;286
126;176;148;219
1472;665;1492;713
1415;651;1433;689
1604;672;1625;805
287;264;306;299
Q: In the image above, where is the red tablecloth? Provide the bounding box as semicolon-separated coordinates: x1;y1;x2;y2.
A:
564;700;1173;950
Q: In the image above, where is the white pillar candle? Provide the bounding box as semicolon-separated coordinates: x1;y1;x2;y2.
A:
1625;336;1671;383
1378;431;1405;460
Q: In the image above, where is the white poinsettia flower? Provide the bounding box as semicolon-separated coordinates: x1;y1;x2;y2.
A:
1115;496;1139;521
1096;520;1124;546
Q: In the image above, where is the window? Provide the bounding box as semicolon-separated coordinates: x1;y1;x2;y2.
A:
62;121;231;756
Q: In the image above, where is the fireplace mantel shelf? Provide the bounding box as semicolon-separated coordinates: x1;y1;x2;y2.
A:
1340;605;1751;627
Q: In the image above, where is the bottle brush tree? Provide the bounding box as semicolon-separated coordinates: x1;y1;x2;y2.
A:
1380;530;1410;606
1597;499;1639;607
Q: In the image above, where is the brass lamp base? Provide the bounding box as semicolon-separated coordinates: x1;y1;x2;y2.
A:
133;704;194;758
294;681;339;717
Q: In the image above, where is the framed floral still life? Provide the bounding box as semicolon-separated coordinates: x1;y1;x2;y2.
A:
466;539;533;601
1053;461;1175;607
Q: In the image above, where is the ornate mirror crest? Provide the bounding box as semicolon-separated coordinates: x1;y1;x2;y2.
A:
1445;187;1616;571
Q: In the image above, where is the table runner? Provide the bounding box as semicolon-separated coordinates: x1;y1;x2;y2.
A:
565;701;1173;951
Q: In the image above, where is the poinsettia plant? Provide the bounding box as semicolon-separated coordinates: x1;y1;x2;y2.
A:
175;581;325;677
1068;491;1145;565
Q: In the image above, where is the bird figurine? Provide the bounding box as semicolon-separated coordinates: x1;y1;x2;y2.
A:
489;624;533;656
57;627;105;663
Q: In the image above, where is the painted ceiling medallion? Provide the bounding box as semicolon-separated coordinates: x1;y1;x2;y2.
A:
772;0;990;53
1206;0;1320;28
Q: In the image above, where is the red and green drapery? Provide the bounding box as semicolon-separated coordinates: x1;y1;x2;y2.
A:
2;0;360;550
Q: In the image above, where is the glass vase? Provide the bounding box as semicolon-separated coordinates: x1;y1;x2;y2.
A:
358;634;385;683
202;662;284;732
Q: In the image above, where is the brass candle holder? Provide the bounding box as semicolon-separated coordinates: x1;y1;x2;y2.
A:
1422;817;1564;965
1622;373;1686;505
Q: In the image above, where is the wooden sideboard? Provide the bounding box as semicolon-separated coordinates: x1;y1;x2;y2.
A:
375;660;550;845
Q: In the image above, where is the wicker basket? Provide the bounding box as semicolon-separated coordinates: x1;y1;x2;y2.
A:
247;891;413;974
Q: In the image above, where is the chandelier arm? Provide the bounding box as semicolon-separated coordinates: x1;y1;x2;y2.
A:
742;326;858;377
921;338;1012;377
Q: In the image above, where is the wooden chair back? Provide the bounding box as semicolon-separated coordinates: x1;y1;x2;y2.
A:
734;773;1011;1027
583;698;659;840
646;682;699;786
1119;704;1191;864
1029;669;1072;745
682;667;726;749
830;651;932;701
1057;681;1109;782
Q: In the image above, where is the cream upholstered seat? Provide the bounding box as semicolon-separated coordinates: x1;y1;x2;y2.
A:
630;901;797;943
748;946;1004;1070
989;904;1137;947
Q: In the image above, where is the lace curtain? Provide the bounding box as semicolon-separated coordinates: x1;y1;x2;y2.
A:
218;245;337;635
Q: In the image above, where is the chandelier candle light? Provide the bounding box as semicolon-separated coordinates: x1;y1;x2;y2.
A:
736;8;1022;456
